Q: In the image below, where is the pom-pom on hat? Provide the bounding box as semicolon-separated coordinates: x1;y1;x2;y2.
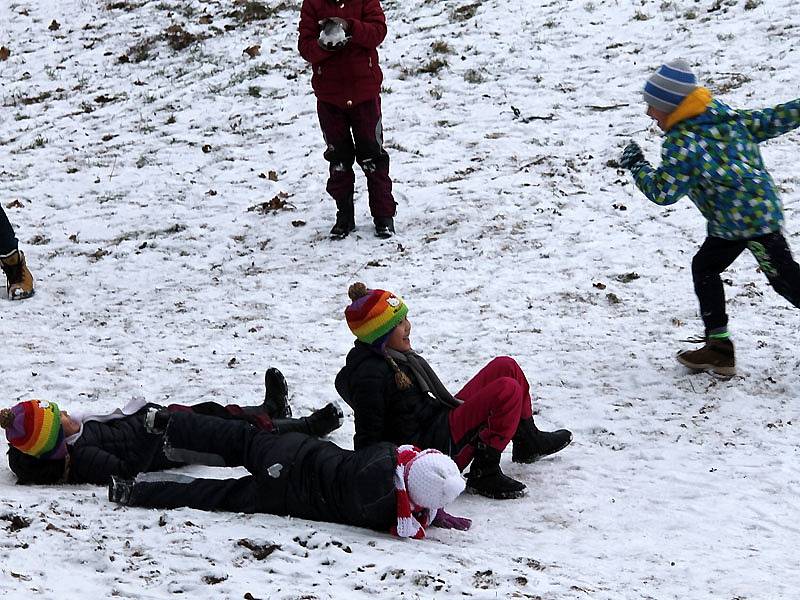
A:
406;450;465;510
345;282;408;348
393;445;465;539
0;400;67;460
643;59;698;114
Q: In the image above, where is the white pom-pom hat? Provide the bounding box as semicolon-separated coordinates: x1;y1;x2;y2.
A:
394;445;465;538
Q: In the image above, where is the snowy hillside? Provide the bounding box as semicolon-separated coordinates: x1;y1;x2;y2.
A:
1;0;799;598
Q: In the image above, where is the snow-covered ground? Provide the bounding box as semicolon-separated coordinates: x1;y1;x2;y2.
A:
1;0;799;597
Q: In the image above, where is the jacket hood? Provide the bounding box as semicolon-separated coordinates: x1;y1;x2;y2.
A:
335;341;386;408
664;87;712;131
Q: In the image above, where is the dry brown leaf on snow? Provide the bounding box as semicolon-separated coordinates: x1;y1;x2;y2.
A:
243;45;261;58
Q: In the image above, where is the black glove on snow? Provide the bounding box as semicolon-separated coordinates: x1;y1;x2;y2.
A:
318;18;350;51
619;141;645;170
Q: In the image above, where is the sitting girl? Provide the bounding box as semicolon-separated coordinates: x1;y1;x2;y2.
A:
335;283;572;500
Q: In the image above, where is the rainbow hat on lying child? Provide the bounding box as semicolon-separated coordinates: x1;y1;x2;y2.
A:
345;282;408;347
1;400;67;460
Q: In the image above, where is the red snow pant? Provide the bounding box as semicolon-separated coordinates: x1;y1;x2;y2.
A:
317;96;396;218
448;356;533;469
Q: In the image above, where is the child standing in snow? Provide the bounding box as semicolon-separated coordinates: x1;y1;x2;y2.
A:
335;283;572;500
619;60;800;376
298;0;397;239
108;412;471;540
1;205;35;300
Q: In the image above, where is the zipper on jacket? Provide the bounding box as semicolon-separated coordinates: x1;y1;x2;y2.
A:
368;57;372;68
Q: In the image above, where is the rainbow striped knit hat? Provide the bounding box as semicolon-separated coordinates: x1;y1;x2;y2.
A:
345;283;408;348
2;400;67;460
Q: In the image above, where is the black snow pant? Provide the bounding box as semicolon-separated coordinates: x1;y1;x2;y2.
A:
128;413;279;513
126;412;398;531
692;232;800;332
0;206;18;255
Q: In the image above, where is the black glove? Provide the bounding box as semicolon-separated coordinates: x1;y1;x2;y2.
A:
619;141;645;170
318;18;350;51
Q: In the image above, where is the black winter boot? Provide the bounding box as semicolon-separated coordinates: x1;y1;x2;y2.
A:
512;418;572;464
465;442;526;500
271;402;344;438
262;368;291;419
108;475;134;504
373;216;395;239
330;196;356;239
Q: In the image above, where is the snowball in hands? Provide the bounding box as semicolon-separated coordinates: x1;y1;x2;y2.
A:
318;19;348;50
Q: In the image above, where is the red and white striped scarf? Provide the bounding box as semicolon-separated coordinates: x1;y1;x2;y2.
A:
392;444;436;539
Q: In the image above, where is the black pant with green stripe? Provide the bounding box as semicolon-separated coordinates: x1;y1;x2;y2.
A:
692;232;800;333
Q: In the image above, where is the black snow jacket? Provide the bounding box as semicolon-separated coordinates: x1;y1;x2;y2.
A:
68;404;180;485
251;432;398;530
335;341;452;452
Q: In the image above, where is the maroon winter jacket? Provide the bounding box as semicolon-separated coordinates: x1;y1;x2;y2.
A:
298;0;387;108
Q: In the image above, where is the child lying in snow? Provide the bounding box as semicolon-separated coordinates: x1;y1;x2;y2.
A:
1;368;342;485
109;411;471;539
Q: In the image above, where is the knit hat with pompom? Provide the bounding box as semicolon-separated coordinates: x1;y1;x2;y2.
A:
1;400;68;460
393;445;465;539
345;282;414;390
345;282;408;348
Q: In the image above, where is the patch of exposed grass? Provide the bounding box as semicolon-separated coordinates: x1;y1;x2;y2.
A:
451;3;480;21
418;58;448;75
430;40;452;54
163;24;198;51
226;1;289;24
464;69;484;84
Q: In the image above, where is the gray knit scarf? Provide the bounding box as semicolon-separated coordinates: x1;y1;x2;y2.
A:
385;349;462;409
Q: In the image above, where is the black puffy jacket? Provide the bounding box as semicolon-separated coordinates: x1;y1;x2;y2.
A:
68;405;180;484
251;432;398;530
335;342;451;452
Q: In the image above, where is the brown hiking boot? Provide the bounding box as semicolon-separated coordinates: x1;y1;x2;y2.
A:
676;338;735;376
1;249;35;300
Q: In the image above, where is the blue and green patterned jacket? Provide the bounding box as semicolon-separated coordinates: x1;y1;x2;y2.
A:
631;92;800;240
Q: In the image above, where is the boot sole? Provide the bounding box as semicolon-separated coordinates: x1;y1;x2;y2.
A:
512;434;573;464
9;289;35;300
676;355;736;377
465;485;526;500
